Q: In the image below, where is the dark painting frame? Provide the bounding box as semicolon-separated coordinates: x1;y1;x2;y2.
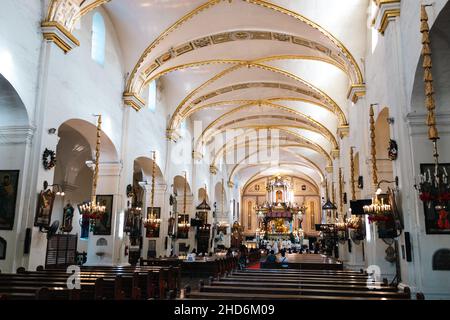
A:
145;207;161;238
0;170;20;230
94;195;113;236
34;189;56;228
0;237;6;260
420;163;450;234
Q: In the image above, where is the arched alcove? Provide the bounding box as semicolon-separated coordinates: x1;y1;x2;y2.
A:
52;118;118;253
0;74;28;127
375;108;394;186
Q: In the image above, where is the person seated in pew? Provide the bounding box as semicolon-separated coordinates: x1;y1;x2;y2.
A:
278;251;289;268
266;250;277;263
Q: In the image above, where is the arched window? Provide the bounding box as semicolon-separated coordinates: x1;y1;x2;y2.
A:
148;80;157;112
91;12;106;65
247;201;252;230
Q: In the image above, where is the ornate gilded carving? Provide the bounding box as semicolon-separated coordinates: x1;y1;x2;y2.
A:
43;0;109;52
350;147;356;201
420;5;439;141
369;104;378;187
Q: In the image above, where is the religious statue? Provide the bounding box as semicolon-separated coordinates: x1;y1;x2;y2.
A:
61;202;74;233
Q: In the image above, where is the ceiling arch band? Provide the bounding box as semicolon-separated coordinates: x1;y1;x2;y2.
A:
117;0;364;107
168;62;348;133
196;101;339;151
210;130;332;168
228;150;323;187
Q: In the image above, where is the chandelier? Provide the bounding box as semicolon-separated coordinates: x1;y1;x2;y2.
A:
79;115;105;232
143;151;161;228
363;195;392;223
415;5;450;210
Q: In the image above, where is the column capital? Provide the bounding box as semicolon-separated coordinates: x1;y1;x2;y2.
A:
227;181;235;188
331;149;340;159
123;92;146;111
210;165;218;175
372;0;401;34
325;166;334;174
337;125;349;139
347;84;366;104
166;128;181;142
192;150;203;160
41;21;80;53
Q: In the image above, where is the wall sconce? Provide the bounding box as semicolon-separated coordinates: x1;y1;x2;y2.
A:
387;117;395;125
48;128;57;134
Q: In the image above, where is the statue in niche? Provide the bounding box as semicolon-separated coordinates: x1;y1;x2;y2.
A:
61;202;74;233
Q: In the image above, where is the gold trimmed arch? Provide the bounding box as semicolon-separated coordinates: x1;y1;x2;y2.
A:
168;62;348;134
144;55;347;85
45;0;109;31
211;127;333;167
184;97;333;120
229;149;324;187
124;0;364;107
196;101;339;151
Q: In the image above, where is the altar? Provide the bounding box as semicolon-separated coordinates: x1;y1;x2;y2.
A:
255;176;305;243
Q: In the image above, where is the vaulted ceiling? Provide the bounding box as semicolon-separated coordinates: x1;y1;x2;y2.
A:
47;0;369;188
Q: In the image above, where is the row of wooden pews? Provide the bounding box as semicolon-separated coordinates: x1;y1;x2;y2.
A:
140;256;239;279
184;268;413;300
0;265;181;300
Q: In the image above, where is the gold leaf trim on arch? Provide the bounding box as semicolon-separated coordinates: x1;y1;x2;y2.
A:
143;55;347;89
229;151;323;188
211;127;332;166
196;101;339;151
169;62;347;132
138;29;351;87
125;0;364;98
184;97;333;121
45;0;110;32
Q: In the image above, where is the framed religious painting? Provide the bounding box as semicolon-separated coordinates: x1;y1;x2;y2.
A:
145;207;161;238
94;195;113;235
0;170;19;230
34;189;56;228
420;163;450;234
0;237;6;260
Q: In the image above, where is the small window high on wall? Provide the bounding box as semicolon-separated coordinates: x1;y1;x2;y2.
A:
148;80;157;112
91;12;106;65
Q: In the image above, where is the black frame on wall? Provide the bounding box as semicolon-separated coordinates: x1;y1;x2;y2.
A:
420;163;450;235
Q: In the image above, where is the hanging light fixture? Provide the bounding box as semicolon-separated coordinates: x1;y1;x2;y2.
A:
322;178;337;222
415;5;450;209
144;151;161;228
79;115;106;231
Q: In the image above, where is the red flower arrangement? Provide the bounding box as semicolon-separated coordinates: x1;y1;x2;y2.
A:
368;215;393;224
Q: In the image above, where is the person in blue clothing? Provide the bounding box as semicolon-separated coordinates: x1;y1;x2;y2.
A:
266;250;277;263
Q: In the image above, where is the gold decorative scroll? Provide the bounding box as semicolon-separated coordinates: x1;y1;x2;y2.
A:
421;5;439;141
370;105;378;187
350;147;356;201
91;115;102;204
